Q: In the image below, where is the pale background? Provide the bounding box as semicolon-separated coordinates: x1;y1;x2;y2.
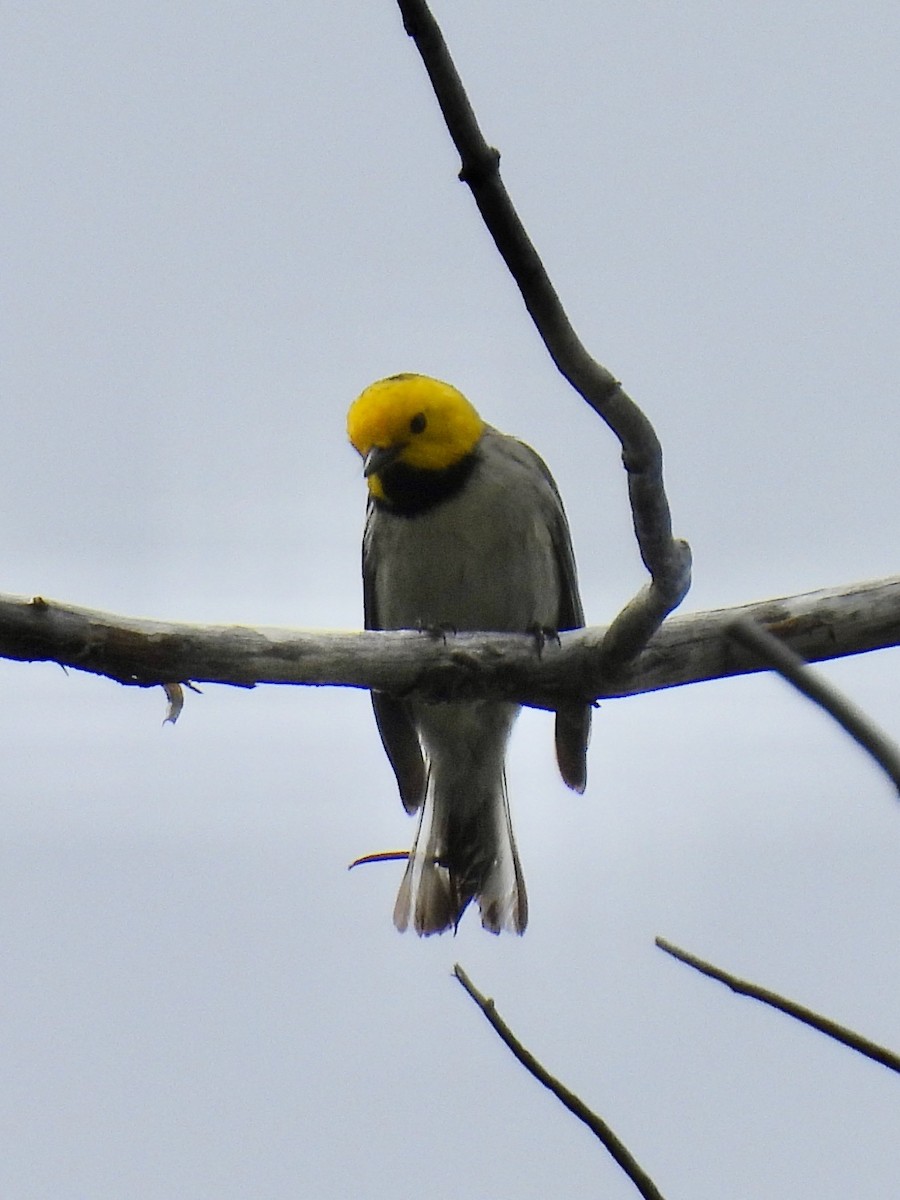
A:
3;3;899;1197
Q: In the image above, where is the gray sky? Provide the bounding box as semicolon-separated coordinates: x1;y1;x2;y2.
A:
3;3;900;1197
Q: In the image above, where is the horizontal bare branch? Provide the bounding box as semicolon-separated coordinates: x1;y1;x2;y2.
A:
0;576;897;708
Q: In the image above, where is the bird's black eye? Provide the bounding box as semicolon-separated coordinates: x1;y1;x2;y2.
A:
409;412;427;434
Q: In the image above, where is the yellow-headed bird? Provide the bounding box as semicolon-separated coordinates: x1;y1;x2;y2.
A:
347;374;590;935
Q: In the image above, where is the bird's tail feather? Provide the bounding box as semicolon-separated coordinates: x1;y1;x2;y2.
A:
393;766;527;936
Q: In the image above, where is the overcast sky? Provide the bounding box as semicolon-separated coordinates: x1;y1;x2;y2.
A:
3;3;900;1197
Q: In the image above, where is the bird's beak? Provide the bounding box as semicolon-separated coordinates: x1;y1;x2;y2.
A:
363;444;403;478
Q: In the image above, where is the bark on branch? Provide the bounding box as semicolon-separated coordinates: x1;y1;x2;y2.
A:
1;576;897;710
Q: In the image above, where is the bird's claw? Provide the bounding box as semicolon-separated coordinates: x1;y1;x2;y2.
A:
528;624;560;657
417;620;457;644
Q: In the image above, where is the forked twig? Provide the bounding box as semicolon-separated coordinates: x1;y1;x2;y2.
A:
656;938;900;1075
396;0;691;670
727;616;900;795
453;964;667;1200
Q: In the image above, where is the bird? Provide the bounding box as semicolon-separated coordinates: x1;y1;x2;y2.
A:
347;373;590;935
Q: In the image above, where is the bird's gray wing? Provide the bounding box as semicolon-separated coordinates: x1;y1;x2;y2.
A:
363;500;427;813
500;435;585;630
512;439;592;793
549;499;591;793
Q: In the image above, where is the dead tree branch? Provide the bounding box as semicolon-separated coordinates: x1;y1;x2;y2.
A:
396;0;691;670
0;577;898;711
453;964;667;1200
656;939;900;1076
727;616;900;794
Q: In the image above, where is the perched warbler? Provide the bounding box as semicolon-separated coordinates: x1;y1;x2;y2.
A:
347;373;590;935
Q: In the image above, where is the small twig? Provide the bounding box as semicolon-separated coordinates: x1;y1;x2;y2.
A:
162;681;185;725
453;964;667;1200
347;850;410;869
656;938;900;1076
396;0;690;669
727;615;900;795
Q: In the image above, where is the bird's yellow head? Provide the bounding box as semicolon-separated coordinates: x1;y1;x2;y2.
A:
347;373;485;504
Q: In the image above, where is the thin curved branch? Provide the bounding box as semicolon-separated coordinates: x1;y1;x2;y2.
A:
656;939;900;1076
453;964;667;1200
395;0;691;669
728;616;900;794
0;577;898;711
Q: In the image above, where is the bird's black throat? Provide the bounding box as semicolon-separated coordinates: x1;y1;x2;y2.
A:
373;450;479;517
